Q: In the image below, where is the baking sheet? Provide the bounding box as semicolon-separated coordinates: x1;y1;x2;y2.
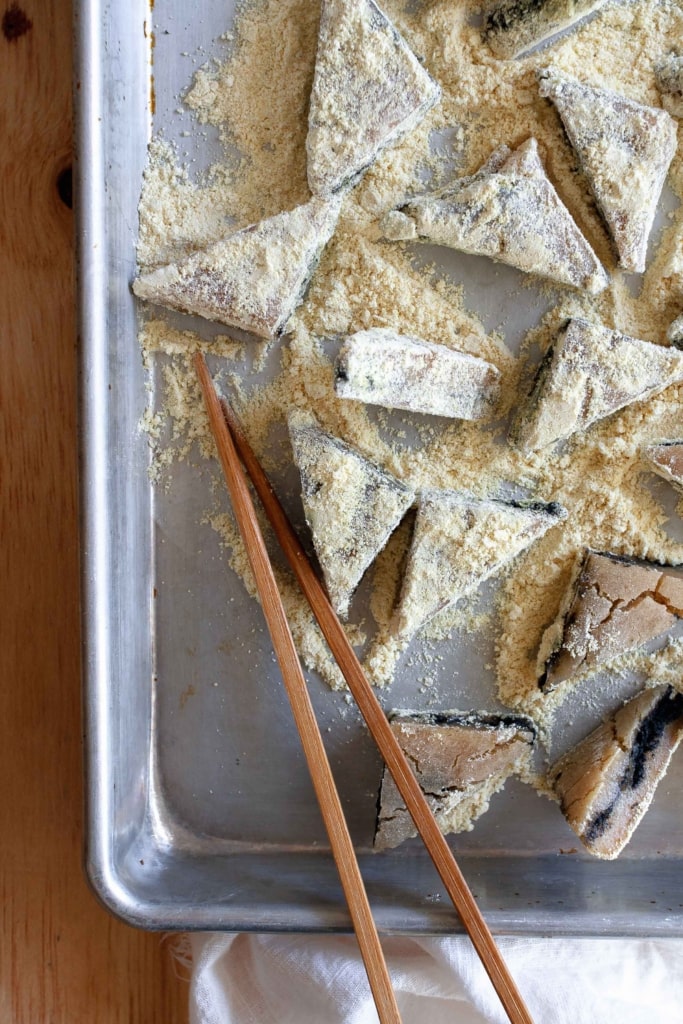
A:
78;0;683;933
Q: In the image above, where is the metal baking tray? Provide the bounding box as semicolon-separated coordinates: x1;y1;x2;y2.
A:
77;0;683;934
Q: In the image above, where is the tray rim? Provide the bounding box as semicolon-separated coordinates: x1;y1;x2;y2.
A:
75;0;154;929
75;0;683;936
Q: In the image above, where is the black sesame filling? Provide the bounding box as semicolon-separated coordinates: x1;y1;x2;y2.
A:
585;688;683;842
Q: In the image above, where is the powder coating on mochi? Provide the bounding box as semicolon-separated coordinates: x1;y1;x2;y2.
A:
333;328;501;420
539;68;678;273
382;138;608;293
393;489;567;642
484;0;609;60
510;318;683;453
643;442;683;494
132;194;343;338
550;685;683;858
667;313;683;348
374;710;536;850
656;54;683;118
539;550;683;693
306;0;440;197
288;411;415;619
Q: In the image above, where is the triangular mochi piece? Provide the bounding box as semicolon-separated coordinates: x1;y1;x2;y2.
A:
643;442;683;493
540;551;683;692
288;412;415;618
374;710;536;850
386;139;608;293
550;684;683;859
133;195;342;338
539;69;678;273
511;318;683;452
306;0;440;197
485;0;608;59
393;490;566;640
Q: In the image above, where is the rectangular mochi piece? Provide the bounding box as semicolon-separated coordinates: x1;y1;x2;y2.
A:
550;685;683;859
539;68;678;273
539;550;683;693
333;328;501;420
288;411;415;618
384;139;608;294
484;0;608;60
132;195;343;338
306;0;440;197
510;317;683;452
374;710;536;850
393;489;567;641
643;442;683;494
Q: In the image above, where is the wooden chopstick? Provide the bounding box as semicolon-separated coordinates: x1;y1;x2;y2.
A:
220;396;535;1024
194;354;402;1024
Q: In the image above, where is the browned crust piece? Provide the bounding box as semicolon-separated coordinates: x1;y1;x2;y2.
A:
540;550;683;692
550;685;683;859
374;711;536;850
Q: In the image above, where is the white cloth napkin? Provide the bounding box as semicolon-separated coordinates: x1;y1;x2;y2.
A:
188;932;683;1023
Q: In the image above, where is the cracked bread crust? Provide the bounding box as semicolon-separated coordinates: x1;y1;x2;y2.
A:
540;550;683;692
374;710;536;850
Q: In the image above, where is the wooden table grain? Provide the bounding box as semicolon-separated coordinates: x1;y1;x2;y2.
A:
1;1;189;1019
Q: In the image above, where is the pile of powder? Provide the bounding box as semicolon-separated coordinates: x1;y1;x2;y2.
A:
138;0;683;733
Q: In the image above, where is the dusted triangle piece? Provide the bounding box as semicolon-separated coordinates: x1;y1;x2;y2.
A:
133;195;343;338
383;139;608;293
374;710;536;850
539;69;678;273
288;412;415;618
393;490;566;641
333;328;501;420
511;318;683;452
306;0;440;197
485;0;608;60
550;685;683;859
643;441;683;494
539;551;683;693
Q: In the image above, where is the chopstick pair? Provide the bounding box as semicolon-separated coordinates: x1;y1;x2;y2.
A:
194;353;534;1024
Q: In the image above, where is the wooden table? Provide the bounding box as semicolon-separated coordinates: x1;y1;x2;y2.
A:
1;2;188;1018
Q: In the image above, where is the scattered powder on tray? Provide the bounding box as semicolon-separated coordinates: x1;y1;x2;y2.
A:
139;0;683;729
